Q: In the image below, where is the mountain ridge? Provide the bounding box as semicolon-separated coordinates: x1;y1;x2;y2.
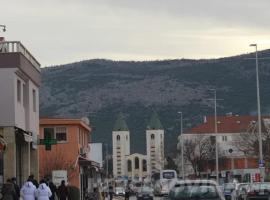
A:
40;49;270;155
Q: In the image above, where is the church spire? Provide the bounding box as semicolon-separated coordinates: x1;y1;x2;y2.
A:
147;111;163;130
113;113;129;131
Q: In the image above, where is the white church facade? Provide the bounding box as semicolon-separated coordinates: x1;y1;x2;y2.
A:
112;112;165;180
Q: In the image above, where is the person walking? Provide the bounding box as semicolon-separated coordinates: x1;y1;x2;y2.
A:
124;186;130;200
57;180;68;200
108;185;114;200
45;178;57;200
28;175;39;189
11;178;20;200
20;180;36;200
35;180;52;200
1;179;17;200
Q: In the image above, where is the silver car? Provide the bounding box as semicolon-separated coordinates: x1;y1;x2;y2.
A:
168;179;225;200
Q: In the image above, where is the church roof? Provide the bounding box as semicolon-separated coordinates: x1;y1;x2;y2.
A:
113;113;129;131
147;111;163;130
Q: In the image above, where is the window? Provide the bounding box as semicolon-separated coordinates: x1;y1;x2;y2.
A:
56;127;67;142
126;135;128;140
17;80;21;102
117;135;120;141
151;134;155;140
127;160;132;172
32;89;36;112
135;157;139;169
222;136;228;142
142;159;147;172
23;84;27;108
44;128;54;139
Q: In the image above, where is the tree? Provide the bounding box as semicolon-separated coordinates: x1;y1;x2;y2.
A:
177;135;215;177
233;120;270;165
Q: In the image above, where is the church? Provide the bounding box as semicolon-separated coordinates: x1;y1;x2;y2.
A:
112;112;165;181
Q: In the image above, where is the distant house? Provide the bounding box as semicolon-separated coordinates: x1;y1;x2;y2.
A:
180;115;270;182
39;118;99;197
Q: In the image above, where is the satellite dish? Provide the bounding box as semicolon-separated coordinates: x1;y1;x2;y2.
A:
81;117;90;125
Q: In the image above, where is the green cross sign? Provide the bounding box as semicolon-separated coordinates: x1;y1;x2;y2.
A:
39;137;57;151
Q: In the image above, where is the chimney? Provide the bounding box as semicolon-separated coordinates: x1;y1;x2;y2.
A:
203;116;207;123
0;37;5;42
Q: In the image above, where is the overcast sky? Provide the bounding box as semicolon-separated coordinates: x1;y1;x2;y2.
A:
2;0;270;66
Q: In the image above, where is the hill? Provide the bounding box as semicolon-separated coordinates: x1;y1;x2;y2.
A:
40;50;270;155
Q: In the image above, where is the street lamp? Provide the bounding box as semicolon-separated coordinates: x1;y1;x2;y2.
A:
0;25;6;32
209;89;219;184
250;44;264;181
178;111;185;179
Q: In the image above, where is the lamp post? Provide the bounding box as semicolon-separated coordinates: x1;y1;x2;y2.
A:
105;143;109;186
209;89;219;184
0;25;6;32
250;44;264;181
178;111;185;179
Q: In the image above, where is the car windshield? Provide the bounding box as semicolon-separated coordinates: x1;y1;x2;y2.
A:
169;184;220;200
251;183;270;190
224;184;235;191
141;187;153;193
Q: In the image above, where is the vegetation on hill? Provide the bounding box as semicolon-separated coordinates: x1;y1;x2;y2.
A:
40;50;270;156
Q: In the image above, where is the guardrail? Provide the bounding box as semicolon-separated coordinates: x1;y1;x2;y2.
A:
0;41;40;71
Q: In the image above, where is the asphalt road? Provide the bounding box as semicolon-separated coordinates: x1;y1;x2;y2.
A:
113;196;163;200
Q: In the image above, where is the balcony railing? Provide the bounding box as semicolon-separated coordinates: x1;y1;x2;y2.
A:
0;41;40;71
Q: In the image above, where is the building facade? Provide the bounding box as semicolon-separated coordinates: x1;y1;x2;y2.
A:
39;118;96;199
126;153;148;181
179;115;270;182
112;112;165;180
0;39;41;187
146;112;165;175
112;114;130;178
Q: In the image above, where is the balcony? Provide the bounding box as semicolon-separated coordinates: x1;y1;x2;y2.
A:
0;41;40;71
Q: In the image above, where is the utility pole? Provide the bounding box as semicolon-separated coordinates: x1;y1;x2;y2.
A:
208;89;222;184
178;111;185;179
250;44;264;182
105;143;109;186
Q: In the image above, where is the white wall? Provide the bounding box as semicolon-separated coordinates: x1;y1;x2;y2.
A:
146;129;165;174
0;68;15;126
112;130;130;177
87;143;103;168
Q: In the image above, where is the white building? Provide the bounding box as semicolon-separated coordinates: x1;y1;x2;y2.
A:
177;115;269;182
146;112;165;175
0;39;41;186
112;113;130;178
126;153;148;181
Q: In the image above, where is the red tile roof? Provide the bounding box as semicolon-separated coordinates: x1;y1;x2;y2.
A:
186;115;269;134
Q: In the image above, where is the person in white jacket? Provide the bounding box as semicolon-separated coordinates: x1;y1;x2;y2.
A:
20;181;36;200
35;180;52;200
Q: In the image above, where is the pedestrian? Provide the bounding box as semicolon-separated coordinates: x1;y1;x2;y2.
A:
1;179;17;200
108;185;113;200
124;186;130;200
20;180;36;200
57;180;68;200
92;187;100;200
48;179;57;200
11;177;20;200
28;175;39;189
35;179;52;200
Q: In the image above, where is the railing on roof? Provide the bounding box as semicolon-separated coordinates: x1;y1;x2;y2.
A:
0;41;40;71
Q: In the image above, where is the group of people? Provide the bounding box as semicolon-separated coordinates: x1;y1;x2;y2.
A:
1;175;68;200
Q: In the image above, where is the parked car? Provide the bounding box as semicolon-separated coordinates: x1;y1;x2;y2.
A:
168;179;225;200
235;183;250;200
137;186;154;200
246;182;270;200
115;187;125;196
223;183;236;200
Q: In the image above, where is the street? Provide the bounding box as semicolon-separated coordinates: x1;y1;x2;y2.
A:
113;196;163;200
